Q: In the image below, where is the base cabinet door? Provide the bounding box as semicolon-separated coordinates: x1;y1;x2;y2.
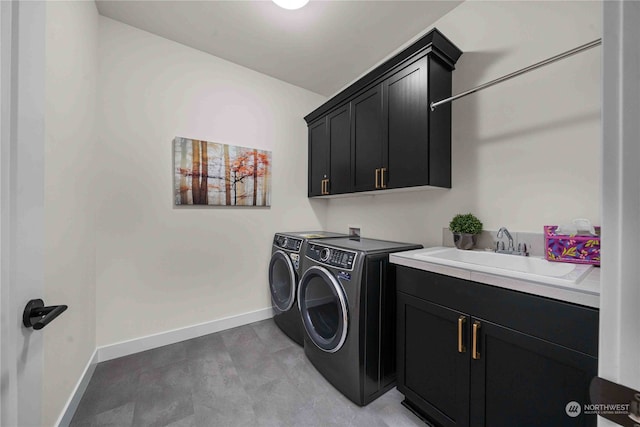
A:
469;319;597;427
397;293;470;427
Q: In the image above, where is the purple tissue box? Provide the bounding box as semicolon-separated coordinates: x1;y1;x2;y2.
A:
544;225;600;266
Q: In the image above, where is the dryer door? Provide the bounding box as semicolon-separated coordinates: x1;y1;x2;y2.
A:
269;250;297;312
298;265;348;353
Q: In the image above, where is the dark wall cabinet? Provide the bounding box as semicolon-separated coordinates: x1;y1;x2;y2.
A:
352;85;384;192
307;105;351;196
396;266;599;427
304;29;462;197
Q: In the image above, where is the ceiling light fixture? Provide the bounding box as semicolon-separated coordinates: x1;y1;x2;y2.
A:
272;0;309;10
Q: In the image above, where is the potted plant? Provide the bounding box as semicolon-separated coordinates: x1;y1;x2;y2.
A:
449;213;483;250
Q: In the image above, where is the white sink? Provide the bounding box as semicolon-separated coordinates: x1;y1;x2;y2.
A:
413;247;593;286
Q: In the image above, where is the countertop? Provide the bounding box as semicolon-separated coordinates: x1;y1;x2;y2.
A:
390;247;600;309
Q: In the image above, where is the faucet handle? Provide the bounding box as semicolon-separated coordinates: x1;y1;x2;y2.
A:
517;242;529;256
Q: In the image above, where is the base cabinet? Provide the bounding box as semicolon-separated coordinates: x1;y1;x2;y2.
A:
396;267;598;427
399;294;469;427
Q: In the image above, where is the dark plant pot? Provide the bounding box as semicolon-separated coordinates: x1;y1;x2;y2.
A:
453;233;477;250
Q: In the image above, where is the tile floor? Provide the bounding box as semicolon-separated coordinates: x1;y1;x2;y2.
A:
69;319;426;427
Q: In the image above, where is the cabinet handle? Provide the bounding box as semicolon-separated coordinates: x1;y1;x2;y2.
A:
375;168;380;189
458;316;466;353
472;321;481;360
381;168;387;188
321;179;329;195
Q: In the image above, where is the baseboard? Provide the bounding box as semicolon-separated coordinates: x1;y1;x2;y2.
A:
55;348;98;427
96;307;274;362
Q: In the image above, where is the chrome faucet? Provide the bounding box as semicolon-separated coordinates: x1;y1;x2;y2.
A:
496;227;514;251
496;227;529;256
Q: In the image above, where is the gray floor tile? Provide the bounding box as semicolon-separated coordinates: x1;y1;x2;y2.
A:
70;368;139;423
235;354;289;395
251;318;298;353
163;414;196;427
69;416;95;427
249;378;314;427
271;346;335;405
190;356;249;409
193;401;257;427
132;361;194;427
139;341;188;373
184;332;226;361
222;327;271;371
72;319;423;427
94;402;135;427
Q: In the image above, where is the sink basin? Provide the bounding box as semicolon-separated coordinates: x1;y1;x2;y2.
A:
414;247;593;286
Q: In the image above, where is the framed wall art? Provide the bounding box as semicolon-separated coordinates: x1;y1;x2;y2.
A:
174;137;271;206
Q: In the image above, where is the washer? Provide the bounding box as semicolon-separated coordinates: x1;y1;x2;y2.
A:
298;237;422;406
269;231;346;345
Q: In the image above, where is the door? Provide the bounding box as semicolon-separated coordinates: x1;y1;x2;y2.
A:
308;117;329;197
469;319;597;427
298;265;348;353
383;57;429;189
397;293;470;427
351;85;384;192
268;250;297;312
1;1;46;426
327;104;351;195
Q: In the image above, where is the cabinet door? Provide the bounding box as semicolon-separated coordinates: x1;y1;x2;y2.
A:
308;117;329;197
383;57;429;189
397;293;470;427
351;85;383;192
469;319;597;427
327;105;351;195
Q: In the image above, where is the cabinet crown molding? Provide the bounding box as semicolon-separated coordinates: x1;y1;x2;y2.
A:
304;28;462;125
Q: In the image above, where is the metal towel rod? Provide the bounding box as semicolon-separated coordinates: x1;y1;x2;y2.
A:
430;38;602;111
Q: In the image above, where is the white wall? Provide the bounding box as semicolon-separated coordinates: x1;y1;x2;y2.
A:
325;1;601;247
44;1;98;425
600;3;640;425
96;17;327;347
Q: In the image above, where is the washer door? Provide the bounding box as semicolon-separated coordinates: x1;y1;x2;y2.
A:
298;265;348;353
269;250;297;312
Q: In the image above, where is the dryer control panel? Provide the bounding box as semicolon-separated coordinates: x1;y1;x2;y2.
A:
273;234;303;252
306;243;357;271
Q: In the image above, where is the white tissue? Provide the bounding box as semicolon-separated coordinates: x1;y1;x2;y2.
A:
556;218;597;236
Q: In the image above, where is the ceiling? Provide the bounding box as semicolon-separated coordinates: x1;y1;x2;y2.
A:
95;0;463;96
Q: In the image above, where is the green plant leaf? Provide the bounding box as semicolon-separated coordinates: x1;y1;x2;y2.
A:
449;213;483;235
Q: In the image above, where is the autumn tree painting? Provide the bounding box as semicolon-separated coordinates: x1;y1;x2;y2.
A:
174;137;271;206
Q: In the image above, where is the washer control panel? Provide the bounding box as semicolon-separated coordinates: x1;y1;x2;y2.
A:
306;243;357;271
273;234;303;252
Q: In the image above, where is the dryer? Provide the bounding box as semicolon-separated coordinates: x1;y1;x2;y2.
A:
269;231;346;345
298;237;422;406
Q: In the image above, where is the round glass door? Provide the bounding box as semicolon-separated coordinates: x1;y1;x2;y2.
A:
269;250;296;312
298;266;348;353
